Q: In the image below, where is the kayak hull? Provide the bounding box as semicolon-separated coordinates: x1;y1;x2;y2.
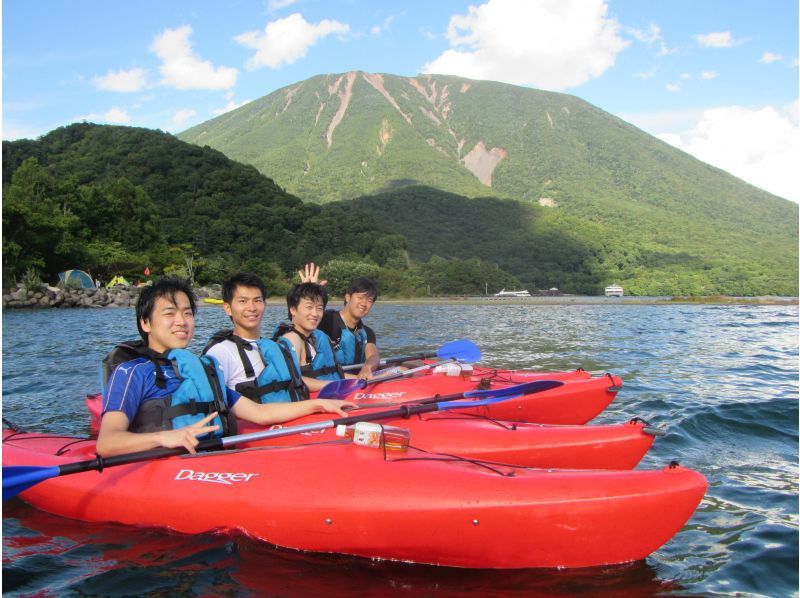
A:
316;372;623;425
85;395;652;469
3;431;706;569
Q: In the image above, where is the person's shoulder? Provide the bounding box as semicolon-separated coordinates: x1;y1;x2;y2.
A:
314;328;333;342
320;309;338;326
205;337;237;355
106;355;153;388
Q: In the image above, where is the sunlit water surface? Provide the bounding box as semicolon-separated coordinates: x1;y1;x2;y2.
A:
2;303;797;596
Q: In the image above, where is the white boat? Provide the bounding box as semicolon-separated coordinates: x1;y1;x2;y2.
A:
494;288;532;298
605;285;624;297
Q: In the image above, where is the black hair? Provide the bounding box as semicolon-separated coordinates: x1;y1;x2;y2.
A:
344;277;378;304
222;272;267;303
136;277;196;341
286;282;328;319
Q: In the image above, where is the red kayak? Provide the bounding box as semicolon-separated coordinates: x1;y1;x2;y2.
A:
85;385;649;471
313;371;623;425
2;430;706;569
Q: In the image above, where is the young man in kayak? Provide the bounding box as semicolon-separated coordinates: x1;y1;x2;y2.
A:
297;263;380;380
277;281;354;393
203;272;312;403
97;277;354;457
318;277;381;380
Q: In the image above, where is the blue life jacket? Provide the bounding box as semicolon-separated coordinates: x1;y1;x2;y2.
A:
102;341;236;437
332;320;368;366
203;330;308;403
273;323;343;381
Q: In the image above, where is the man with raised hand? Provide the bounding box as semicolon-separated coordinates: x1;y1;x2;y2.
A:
299;263;381;380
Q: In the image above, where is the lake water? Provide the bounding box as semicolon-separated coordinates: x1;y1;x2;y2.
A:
2;302;798;596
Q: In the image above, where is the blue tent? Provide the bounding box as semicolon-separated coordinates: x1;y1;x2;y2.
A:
58;269;95;289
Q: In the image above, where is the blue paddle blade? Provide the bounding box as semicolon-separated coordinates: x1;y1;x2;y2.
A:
3;465;60;500
439;380;563;409
462;379;563;400
318;378;366;399
437;339;481;363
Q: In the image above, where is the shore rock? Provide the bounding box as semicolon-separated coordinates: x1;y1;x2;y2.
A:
2;284;145;310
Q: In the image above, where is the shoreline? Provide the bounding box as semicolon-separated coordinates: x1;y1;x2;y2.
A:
4;285;795;310
259;295;798;307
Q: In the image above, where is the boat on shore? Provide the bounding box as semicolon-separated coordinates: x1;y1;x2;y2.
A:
494;289;532;298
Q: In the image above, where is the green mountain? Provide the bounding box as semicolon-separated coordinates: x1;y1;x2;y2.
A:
345;186;796;296
179;71;797;296
1;123;397;290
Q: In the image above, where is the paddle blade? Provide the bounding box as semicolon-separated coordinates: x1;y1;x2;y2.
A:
439;380;564;409
462;379;564;400
318;378;366;399
437;339;481;363
3;465;60;500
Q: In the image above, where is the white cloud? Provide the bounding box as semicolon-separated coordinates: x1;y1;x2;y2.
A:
694;31;735;48
268;0;299;11
93;68;149;92
151;25;238;90
235;13;350;69
420;27;438;40
627;23;661;45
657;103;800;202
760;52;783;64
420;0;628;90
700;70;718;80
666;83;681;92
1;121;43;141
214;99;248;115
171;108;197;128
371;15;395;37
74;107;131;124
634;65;658;80
680;72;691;80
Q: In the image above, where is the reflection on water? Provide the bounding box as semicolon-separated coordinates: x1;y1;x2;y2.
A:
2;303;798;596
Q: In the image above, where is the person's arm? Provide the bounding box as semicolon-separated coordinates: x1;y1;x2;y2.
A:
231;395;355;426
205;342;240;391
283;331;331;391
357;342;381;380
96;411;220;457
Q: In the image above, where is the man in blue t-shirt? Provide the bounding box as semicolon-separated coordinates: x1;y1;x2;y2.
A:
98;277;354;457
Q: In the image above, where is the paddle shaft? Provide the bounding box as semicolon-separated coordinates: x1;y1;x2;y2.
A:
341;351;435;372
4;379;564;499
18;387;515;481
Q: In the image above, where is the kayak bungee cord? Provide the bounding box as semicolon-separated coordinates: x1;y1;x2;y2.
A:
3;380;562;500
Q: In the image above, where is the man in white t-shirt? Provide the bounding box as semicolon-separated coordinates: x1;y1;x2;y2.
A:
204;273;288;399
203;272;308;402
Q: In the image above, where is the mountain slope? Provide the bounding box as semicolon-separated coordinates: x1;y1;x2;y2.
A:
179;71;797;295
346;186;798;296
179;72;796;232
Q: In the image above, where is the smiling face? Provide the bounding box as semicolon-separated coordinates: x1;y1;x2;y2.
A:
140;292;195;353
224;284;265;339
343;291;375;324
289;296;324;336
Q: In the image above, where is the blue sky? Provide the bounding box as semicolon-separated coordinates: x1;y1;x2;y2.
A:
3;0;798;201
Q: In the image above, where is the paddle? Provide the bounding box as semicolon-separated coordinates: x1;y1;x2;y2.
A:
322;352;483;399
3;380;560;501
341;339;481;372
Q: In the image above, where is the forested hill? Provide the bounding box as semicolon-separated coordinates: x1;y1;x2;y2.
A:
1;123;401;292
3;122;797;296
347;186;798;296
